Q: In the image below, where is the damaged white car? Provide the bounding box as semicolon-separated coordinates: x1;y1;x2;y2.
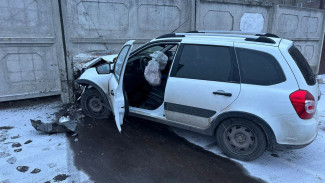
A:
75;32;320;161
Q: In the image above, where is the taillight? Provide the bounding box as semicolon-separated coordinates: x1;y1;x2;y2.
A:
289;90;316;119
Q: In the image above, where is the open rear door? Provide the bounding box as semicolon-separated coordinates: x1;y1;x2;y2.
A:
108;40;134;132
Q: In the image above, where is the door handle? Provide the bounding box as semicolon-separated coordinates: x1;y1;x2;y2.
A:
213;90;232;97
110;90;115;96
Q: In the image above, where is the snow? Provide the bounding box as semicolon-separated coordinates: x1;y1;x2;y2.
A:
173;80;325;183
0;102;91;183
1;79;325;182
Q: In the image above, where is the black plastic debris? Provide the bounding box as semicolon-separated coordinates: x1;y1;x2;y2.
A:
30;119;77;134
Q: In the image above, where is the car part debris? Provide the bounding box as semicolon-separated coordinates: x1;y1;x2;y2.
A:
59;116;70;123
30;119;77;133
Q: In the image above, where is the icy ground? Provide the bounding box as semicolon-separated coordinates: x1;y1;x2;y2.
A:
0;101;90;183
173;80;325;183
0;82;324;183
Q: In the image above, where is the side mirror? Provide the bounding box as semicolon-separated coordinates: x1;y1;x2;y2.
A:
113;57;117;63
96;64;111;74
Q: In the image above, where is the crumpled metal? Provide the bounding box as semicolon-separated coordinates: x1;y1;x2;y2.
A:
31;119;77;133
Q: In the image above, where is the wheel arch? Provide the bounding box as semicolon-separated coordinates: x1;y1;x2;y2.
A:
209;111;277;149
75;79;111;110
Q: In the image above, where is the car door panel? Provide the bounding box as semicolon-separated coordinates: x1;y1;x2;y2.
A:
108;40;134;132
164;43;241;129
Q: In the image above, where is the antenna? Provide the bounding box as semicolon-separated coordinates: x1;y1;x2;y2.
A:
172;17;190;33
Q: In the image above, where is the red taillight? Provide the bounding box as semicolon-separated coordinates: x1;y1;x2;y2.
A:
289;90;316;119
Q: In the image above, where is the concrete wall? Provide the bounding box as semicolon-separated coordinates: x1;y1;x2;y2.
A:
196;1;325;72
0;0;68;102
272;5;325;72
0;0;324;103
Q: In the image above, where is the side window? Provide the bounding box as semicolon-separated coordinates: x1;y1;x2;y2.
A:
137;45;164;55
171;44;239;82
114;45;131;81
236;48;286;85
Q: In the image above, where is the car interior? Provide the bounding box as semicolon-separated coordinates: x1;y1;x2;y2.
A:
123;43;178;110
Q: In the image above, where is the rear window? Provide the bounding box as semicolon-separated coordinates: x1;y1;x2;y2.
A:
236;48;286;85
288;46;316;86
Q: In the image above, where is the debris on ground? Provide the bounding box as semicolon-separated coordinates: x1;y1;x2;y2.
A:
53;174;70;182
0;126;14;130
30;119;77;134
16;166;29;173
10;135;20;139
30;168;41;174
14;148;22;152
11;143;21;148
59;116;70;123
24;140;32;144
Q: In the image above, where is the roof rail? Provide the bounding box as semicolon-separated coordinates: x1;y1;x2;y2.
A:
245;37;276;44
156;31;278;44
156;33;185;39
186;30;279;38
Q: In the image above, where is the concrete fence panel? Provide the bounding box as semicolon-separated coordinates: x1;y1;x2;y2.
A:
272;5;325;73
61;0;194;59
195;0;274;33
0;0;67;102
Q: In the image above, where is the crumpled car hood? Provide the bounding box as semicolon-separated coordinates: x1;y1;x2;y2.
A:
82;54;118;69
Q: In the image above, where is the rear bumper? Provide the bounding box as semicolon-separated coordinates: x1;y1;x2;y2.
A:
268;113;319;150
272;131;317;150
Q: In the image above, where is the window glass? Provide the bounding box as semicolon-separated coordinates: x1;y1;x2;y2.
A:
173;44;237;82
137;45;164;55
289;46;315;86
236;48;286;85
114;45;131;81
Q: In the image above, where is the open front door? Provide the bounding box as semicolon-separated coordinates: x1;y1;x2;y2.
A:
108;40;134;132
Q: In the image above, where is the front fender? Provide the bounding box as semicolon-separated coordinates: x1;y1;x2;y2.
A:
75;68;112;110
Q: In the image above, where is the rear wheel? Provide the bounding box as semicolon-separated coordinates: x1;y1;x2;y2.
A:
80;88;111;119
216;118;266;161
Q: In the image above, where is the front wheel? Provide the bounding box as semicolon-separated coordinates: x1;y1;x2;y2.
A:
80;88;111;119
216;118;266;161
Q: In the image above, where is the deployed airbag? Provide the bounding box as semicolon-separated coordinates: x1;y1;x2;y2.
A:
144;51;168;86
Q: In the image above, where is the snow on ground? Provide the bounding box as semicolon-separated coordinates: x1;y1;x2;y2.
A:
173;81;325;183
1;79;325;183
0;101;91;183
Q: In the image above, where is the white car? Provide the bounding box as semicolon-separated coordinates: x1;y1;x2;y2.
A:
75;31;320;161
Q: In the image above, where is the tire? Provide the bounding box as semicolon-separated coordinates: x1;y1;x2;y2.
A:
80;88;111;119
216;118;266;161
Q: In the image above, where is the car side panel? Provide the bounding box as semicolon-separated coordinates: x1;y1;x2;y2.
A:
279;39;320;105
230;43;317;145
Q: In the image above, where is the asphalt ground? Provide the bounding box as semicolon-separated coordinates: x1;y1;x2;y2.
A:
0;97;263;183
68;116;263;183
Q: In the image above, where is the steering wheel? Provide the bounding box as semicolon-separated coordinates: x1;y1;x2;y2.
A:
139;56;151;72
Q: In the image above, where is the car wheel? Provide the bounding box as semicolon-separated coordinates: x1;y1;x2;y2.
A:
80;88;111;119
216;118;266;161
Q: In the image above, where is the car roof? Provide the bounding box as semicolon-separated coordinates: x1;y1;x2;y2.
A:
152;31;283;47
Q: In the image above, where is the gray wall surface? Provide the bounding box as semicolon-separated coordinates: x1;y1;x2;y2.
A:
272;5;325;71
196;1;325;72
0;0;68;102
0;0;324;103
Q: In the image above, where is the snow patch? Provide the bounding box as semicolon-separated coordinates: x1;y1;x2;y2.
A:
173;83;325;183
0;102;92;183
